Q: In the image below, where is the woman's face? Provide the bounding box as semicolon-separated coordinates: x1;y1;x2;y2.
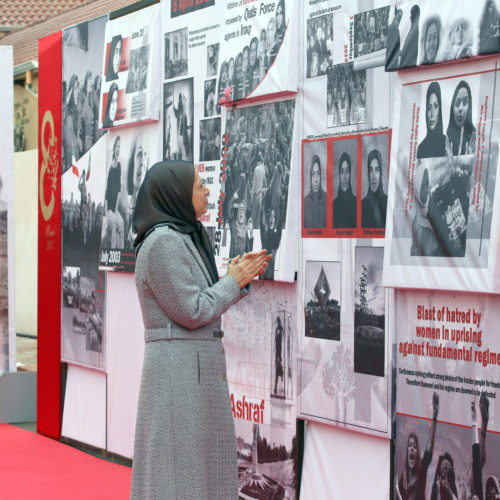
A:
427;92;440;130
109;90;118;122
134;145;144;188
260;29;266;45
453;87;469;127
242;49;249;73
340;160;351;192
192;170;210;218
425;23;438;61
439;459;453;484
369;157;381;193
267;20;276;47
221;65;228;83
407;436;418;470
311;161;321;193
228;59;235;81
250;41;257;67
113;138;121;161
269;208;276;230
453;22;464;45
113;40;122;75
276;4;284;31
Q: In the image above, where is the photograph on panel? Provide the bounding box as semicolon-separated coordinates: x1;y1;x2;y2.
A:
164;27;188;80
271;310;294;399
360;132;389;229
163;77;193;162
126;45;149;94
105;34;125;83
332;137;358;229
219;0;288;100
385;3;420;70
100;128;152;258
392;71;498;266
206;42;219;77
304;261;341;341
354;246;385;377
236;422;296;499
221;100;295;278
199;117;221;162
478;0;500;55
204;78;218;117
62;16;106;172
303;140;327;229
326;62;366;128
306;13;333;78
353;6;390;62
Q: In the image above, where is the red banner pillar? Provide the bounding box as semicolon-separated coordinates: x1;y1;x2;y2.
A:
37;31;62;439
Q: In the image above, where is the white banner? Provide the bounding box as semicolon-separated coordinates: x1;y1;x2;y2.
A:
383;55;500;293
98;4;160;129
395;289;500;500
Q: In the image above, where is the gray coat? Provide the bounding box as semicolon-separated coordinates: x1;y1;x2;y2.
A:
130;225;247;499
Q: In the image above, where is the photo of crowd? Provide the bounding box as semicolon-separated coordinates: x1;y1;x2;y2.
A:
219;0;287;100
326;63;366;128
306;13;333;78
199;117;221;162
221;99;295;279
62;17;106;173
164;27;188;79
126;45;149;93
353;6;390;59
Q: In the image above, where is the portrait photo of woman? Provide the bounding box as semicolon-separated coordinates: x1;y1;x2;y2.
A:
303;153;327;229
446;80;476;156
275;0;286;46
444;18;473;61
421;16;441;64
417;81;447;159
479;0;500;54
333;150;357;229
103;82;119;128
106;34;122;82
361;148;388;228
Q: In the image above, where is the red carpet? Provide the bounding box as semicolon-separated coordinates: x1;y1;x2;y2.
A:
0;424;132;499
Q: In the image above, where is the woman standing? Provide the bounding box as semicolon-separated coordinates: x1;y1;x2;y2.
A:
131;161;270;499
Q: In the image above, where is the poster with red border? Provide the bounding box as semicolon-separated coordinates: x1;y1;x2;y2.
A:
38;31;63;439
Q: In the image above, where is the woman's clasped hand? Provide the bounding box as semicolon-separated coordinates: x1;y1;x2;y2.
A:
226;249;272;288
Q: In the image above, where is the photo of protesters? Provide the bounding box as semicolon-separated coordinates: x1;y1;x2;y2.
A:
164;28;188;80
199;117;221;162
306;14;333;78
221;100;294;279
62;17;106;172
327;63;366;128
126;45;149;93
353;6;390;58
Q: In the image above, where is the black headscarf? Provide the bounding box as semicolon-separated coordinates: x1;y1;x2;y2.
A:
133;161;219;284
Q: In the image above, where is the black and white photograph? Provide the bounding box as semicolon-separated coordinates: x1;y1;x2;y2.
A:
236;422;297;500
220;0;288;100
126;45;149;93
354;246;385;377
326;63;366;128
304;261;341;341
206;42;219;77
306;14;333;78
303;140;327;229
100;125;154;265
271;311;287;399
199;117;220;162
62;16;106;173
203;78;218;117
163;77;193;162
478;0;500;55
360;133;389;229
105;34;123;82
419;15;442;65
332;137;358;229
221;100;295;279
389;69;499;273
442;17;474;61
353;7;390;59
164;27;188;80
385;3;420;70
